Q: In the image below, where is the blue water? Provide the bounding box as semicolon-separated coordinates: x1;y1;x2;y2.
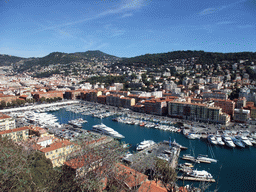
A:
51;108;256;192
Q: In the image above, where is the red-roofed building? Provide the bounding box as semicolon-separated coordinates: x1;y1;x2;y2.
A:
0;113;16;131
33;91;63;101
144;99;168;116
0;126;29;142
138;180;168;192
36;139;80;167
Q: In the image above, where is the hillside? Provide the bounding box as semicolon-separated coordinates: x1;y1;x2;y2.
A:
0;54;24;66
115;50;256;67
16;50;120;72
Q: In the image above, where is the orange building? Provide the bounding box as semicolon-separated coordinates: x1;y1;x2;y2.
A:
33;91;63;101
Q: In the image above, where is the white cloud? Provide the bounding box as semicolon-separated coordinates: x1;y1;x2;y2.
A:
199;0;247;15
216;21;235;25
122;13;133;18
237;25;254;28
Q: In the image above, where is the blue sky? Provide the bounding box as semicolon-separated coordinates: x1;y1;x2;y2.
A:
1;0;255;58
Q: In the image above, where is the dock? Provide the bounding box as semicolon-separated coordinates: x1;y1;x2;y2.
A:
177;176;216;182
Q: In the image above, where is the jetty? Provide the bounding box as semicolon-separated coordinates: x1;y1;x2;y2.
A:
177;176;216;182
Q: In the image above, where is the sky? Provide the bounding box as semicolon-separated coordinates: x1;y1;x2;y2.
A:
0;0;255;58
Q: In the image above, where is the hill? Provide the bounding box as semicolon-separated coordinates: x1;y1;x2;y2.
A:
0;54;24;66
16;50;120;72
115;50;256;67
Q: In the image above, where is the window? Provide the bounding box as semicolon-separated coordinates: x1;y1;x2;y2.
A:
46;153;49;156
55;149;58;153
50;152;53;154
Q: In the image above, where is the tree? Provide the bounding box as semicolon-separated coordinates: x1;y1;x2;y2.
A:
39;97;46;103
0;100;6;109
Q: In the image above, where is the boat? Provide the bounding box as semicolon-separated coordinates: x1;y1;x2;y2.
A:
182;154;200;163
207;135;218;145
171;139;188;150
197;155;217;163
187;170;213;179
216;135;225;146
222;135;236;148
91;123;125;139
235;136;253;147
231;137;245;148
187;133;201;139
136;140;155;151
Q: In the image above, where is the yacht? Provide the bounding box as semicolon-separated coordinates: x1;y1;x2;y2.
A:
187;170;213;179
216;135;225;146
136;140;155;151
236;136;253;147
207;135;218;145
187;133;201;139
231;137;245;148
91;123;125;139
182;154;200;163
197;155;218;163
222;135;236;148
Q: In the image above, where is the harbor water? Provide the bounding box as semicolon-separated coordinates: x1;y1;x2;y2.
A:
50;108;256;192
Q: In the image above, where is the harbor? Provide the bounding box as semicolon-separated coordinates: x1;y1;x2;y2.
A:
7;102;256;191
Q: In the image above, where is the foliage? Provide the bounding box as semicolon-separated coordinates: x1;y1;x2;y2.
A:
229;87;240;100
84;75;126;87
115;50;256;68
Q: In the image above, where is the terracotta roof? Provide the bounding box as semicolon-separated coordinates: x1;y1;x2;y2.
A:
0;126;29;135
64;154;102;169
115;163;147;189
0;113;11;119
138;180;168;192
39;139;73;153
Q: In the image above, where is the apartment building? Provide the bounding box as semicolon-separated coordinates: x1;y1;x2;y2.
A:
106;94;122;107
33;91;63;101
0;126;29;142
37;139;80;167
202;92;228;100
250;106;256;119
168;101;230;124
144;99;167;116
212;99;235;117
120;97;135;109
233;109;250;123
0;113;16;131
97;95;107;104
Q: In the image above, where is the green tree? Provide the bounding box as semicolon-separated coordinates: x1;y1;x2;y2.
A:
0;100;6;109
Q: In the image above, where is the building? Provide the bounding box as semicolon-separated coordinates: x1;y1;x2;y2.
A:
106;94;122;107
0;126;29;142
120;97;135;109
201;92;228;100
0;113;16;131
97;95;107;104
0;94;17;103
250;107;256;119
33;91;63;101
236;97;247;109
36;139;80;167
168;101;230;124
144;99;167;116
212;99;235;117
64;90;81;100
233;109;250;123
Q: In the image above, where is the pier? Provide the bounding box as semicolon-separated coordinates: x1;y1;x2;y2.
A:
177;176;216;182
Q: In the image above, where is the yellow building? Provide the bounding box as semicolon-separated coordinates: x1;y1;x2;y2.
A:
0;113;16;131
0;126;29;142
251;107;256;119
37;139;80;167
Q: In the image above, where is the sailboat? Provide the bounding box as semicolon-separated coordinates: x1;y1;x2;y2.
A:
197;143;218;163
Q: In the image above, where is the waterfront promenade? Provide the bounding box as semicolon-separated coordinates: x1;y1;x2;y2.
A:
0;100;79;113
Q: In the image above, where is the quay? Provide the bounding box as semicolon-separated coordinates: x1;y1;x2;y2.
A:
177;176;216;183
0;100;79;113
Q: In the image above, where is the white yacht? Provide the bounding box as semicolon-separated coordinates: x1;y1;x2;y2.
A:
197;155;218;163
216;135;225;146
187;170;213;179
207;135;218;145
91;123;125;139
222;135;236;148
236;136;253;147
136;140;155;151
187;133;201;139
